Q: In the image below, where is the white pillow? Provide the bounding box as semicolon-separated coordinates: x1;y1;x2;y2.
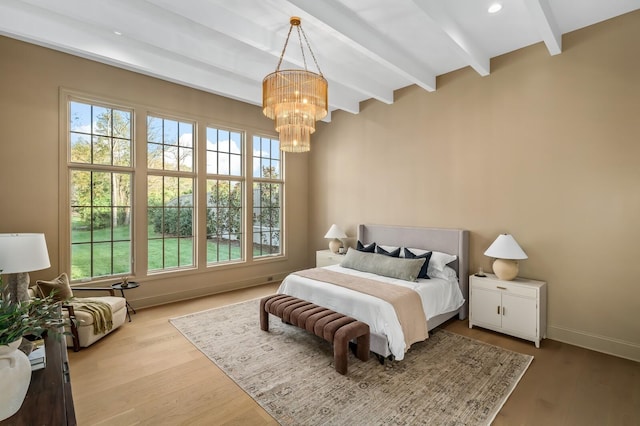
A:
428;251;457;272
377;245;400;253
429;265;458;280
402;247;429;258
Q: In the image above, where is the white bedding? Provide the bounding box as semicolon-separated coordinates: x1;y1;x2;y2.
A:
276;264;465;360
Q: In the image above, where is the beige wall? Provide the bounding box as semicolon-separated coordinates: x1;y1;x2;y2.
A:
309;11;640;361
0;36;310;307
1;11;638;361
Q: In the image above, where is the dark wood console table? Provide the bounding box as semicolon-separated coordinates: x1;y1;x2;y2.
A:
1;332;76;425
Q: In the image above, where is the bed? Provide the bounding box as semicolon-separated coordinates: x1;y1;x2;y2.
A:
277;224;469;360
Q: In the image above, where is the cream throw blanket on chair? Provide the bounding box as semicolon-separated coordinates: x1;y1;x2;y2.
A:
67;298;114;334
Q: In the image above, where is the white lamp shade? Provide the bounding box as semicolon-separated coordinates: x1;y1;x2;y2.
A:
324;224;347;239
0;233;51;274
484;234;528;260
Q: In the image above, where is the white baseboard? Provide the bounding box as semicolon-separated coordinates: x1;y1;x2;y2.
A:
133;272;288;310
547;325;640;363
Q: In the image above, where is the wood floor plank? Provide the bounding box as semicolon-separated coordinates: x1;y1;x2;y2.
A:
69;284;640;425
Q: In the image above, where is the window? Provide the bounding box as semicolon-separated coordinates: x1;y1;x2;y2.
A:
68;101;133;280
252;136;282;257
206;127;243;263
66;94;284;282
147;116;195;271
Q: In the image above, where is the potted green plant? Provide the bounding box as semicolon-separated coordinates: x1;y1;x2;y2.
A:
0;275;65;420
0;294;63;346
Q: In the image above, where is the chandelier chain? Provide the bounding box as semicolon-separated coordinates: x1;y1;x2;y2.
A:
299;24;323;76
274;20;323;76
275;23;295;72
296;25;308;72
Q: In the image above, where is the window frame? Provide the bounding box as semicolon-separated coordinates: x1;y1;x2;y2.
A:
251;135;284;259
146;113;197;275
205;125;246;266
59;89;286;286
62;94;136;282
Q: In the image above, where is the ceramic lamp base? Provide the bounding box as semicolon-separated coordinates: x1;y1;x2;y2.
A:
328;239;341;254
2;272;31;303
492;258;519;281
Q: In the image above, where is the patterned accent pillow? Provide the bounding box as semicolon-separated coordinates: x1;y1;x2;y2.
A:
376;246;401;257
404;248;432;279
36;273;73;302
356;240;376;253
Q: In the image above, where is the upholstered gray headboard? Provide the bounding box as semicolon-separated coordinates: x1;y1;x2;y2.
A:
357;224;470;319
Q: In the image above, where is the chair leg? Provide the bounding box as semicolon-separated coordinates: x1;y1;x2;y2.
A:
63;304;81;352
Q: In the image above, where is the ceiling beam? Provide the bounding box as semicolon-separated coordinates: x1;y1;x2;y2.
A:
0;1;265;105
412;0;490;76
523;0;562;55
0;3;360;114
148;0;393;105
286;0;437;92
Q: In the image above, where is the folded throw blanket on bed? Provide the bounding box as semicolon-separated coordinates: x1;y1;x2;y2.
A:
293;268;429;348
67;298;114;334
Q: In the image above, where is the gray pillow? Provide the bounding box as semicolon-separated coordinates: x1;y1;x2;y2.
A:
340;248;426;282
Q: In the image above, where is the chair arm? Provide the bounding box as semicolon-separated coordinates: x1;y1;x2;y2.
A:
71;287;117;296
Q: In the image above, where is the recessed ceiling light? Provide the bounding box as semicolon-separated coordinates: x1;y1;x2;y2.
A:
488;3;502;13
113;30;123;36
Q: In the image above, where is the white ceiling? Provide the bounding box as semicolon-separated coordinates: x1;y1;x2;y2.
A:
1;0;638;120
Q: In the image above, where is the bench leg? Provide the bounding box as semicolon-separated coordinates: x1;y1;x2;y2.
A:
333;340;348;375
356;334;370;362
259;298;269;331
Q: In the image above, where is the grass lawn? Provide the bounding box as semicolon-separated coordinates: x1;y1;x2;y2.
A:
71;225;277;280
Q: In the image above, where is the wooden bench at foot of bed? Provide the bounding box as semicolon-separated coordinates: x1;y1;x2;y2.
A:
260;294;370;375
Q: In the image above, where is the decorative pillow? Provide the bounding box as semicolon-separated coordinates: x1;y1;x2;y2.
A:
340;248;426;282
356;240;376;253
36;273;73;302
402;247;429;257
428;251;458;272
376;245;401;257
429;265;458;280
403;248;432;279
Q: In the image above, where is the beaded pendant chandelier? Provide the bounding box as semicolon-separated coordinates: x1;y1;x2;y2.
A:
262;17;328;153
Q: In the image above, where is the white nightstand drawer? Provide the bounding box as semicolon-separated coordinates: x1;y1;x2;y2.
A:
316;250;344;267
473;278;537;298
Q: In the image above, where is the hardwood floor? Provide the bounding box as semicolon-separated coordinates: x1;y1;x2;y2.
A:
69;284;640;425
446;321;640;425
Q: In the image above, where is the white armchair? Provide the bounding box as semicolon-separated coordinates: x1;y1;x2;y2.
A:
63;287;127;351
34;274;127;351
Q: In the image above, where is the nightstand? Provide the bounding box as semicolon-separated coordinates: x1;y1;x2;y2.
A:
316;249;344;267
469;273;547;348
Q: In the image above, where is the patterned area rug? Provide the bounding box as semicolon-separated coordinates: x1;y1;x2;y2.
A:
170;298;533;425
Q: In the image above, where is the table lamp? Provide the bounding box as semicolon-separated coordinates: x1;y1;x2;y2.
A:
483;234;527;281
324;224;347;254
0;233;51;303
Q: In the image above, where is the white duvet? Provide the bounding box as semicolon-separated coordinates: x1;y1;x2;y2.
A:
276;264;465;360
